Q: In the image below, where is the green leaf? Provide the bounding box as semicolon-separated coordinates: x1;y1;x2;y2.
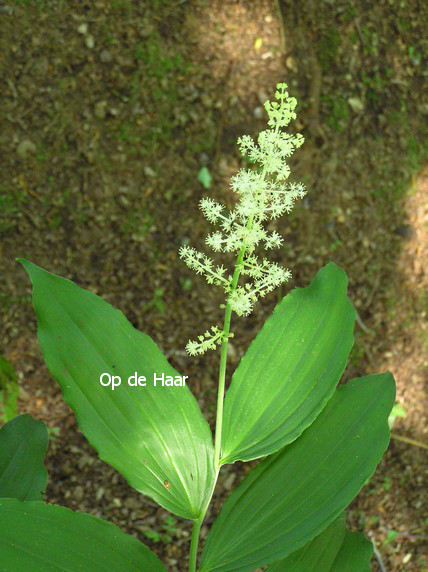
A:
221;263;355;464
19;259;215;520
0;414;48;501
267;514;373;571
388;401;407;428
198;167;212;189
0;498;166;571
0;355;19;422
383;529;398;546
330;528;373;572
200;373;395;571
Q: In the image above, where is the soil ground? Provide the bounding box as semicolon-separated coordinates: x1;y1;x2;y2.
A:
1;1;427;571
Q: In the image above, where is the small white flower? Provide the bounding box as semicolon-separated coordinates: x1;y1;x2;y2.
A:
228;288;254;317
206;232;224;252
264;231;283;249
185;326;224;355
200;198;225;223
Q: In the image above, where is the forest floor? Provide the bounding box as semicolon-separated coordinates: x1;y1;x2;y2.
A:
1;1;427;570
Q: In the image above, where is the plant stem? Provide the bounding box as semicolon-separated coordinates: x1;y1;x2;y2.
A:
214;244;247;466
391;432;428;449
187;469;219;572
189;515;203;572
189;169;267;569
188;255;246;572
187;245;248;572
214;162;269;466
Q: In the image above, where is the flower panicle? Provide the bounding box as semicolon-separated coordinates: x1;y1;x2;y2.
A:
229;259;292;316
179;245;229;287
185;326;232;356
180;83;306;354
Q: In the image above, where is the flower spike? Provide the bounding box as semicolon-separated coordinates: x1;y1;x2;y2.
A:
179;83;306;354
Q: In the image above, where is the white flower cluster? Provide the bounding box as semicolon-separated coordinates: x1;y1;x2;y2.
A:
185;326;227;356
180;83;306;354
229;257;292;317
179;245;229;287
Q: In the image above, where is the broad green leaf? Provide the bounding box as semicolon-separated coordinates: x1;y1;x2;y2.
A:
0;414;48;500
0;498;165;571
267;514;373;571
221;263;355;464
19;260;215;520
200;373;395;571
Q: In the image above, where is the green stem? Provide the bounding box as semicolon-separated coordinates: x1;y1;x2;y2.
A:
188;168;268;569
214;244;247;466
188;246;247;572
213;162;269;466
189;515;204;572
